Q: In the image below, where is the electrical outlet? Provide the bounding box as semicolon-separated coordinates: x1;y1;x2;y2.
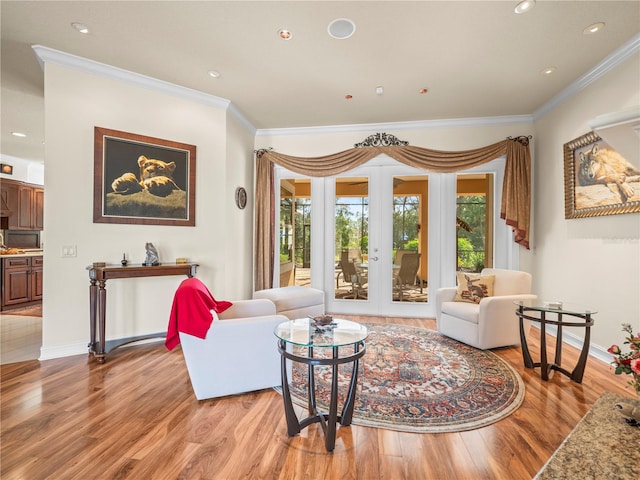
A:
61;245;77;257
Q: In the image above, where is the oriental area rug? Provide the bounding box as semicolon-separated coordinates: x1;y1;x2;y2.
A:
286;323;525;433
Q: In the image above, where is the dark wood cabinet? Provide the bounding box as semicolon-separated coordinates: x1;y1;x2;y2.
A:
0;179;44;231
1;181;20;230
34;188;44;230
1;256;43;310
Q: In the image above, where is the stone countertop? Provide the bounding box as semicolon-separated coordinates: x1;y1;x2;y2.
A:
0;250;44;258
535;391;640;480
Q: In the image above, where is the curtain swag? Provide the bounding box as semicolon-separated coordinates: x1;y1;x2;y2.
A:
254;136;531;291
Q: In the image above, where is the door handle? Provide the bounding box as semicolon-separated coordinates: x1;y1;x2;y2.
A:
370;256;379;261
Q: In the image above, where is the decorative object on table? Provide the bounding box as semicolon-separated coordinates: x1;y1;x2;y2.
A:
284;323;524;433
607;323;640;396
93;127;196;227
175;257;188;264
142;242;160;266
563;131;640;219
121;253;128;267
235;187;247;209
92;262;106;268
543;300;563;309
615;401;640;427
310;314;333;327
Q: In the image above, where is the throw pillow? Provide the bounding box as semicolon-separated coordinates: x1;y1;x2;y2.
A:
453;272;495;304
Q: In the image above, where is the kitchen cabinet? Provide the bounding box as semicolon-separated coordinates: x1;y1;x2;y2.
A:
0;179;44;231
1;255;43;310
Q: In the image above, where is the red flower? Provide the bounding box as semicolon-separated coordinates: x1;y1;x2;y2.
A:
631;358;640;376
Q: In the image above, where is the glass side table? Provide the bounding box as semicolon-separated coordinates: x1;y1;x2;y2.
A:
274;318;368;452
515;301;596;383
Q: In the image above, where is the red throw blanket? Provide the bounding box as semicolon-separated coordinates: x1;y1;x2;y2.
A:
165;278;232;350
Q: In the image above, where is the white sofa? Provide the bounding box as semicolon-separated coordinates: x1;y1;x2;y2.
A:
435;268;537;350
179;299;288;400
253;286;324;319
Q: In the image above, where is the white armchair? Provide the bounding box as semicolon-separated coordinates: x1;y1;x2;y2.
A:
435;268;537;350
179;299;288;400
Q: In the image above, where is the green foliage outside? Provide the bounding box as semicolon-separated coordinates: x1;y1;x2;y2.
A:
334;199;368;259
457;195;486;272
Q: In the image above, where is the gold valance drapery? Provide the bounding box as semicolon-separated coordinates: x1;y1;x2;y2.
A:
254;135;531;291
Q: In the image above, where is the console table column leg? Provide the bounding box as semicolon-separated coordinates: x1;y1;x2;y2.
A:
88;279;97;355
540;311;549;380
279;341;300;437
571;315;591;383
97;280;107;363
325;347;339;452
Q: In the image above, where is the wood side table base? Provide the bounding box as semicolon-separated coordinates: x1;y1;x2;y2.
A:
516;302;595;384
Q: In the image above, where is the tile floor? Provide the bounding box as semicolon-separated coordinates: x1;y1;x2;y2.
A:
0;313;42;364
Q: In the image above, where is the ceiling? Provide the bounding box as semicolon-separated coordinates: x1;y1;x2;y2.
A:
2;1;639;165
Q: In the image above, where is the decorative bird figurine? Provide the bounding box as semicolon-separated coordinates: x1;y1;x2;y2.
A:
615;402;640;426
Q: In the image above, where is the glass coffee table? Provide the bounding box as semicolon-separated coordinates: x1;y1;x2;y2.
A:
515;301;596;383
274;318;368;452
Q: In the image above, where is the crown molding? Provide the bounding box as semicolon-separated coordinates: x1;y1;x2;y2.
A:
31;45;231;111
227;102;257;136
533;33;640;121
255;114;533;137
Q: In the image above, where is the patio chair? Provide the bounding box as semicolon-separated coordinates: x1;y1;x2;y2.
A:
393;253;421;301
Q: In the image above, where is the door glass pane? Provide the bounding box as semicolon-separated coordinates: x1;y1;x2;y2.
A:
392;176;428;303
456;173;494;272
279;178;311;287
334;178;368;300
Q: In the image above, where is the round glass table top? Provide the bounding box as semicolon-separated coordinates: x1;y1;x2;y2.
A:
514;300;597;315
274;318;368;348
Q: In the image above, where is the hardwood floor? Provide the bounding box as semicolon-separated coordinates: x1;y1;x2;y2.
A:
0;316;633;479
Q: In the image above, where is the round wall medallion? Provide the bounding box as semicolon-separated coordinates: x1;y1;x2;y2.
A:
235;187;247;209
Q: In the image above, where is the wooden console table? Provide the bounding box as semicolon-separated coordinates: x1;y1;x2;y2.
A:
87;262;198;362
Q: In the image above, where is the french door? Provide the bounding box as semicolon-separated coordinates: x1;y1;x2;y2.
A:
273;155;516;318
324;160;437;317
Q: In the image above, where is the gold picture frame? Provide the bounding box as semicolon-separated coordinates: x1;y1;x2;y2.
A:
563;131;640;219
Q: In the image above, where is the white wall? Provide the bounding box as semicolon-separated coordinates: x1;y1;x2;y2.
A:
522;52;640;354
224;113;257;299
40;61;253;359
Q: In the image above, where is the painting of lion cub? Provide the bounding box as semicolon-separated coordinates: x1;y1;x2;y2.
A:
112;155;182;197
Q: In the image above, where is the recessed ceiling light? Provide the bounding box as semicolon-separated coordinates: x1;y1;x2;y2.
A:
514;0;536;14
419;88;429;94
207;70;220;78
541;66;557;75
11;132;27;138
278;29;293;40
584;22;605;35
328;18;356;40
71;22;90;34
345;94;353;100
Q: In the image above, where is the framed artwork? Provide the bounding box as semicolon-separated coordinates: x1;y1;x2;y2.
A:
94;127;196;226
563;131;640;219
